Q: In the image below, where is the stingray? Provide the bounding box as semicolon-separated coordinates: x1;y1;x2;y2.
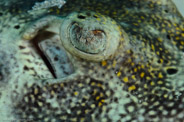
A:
0;0;184;121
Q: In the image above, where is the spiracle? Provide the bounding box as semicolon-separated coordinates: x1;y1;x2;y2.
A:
60;11;124;61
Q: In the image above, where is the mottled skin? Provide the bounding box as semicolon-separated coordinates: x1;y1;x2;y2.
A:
0;0;184;121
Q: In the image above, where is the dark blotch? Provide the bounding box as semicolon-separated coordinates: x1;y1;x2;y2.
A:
23;66;29;70
166;34;171;40
19;45;26;49
14;25;20;29
164;9;168;13
0;73;3;81
167;68;178;75
78;15;86;19
54;56;59;61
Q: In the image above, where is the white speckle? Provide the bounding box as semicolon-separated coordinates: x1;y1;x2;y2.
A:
31;0;66;11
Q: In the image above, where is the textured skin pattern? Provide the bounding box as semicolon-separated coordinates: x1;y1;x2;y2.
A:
0;0;184;121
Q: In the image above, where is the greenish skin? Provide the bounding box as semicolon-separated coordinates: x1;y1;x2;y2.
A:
0;0;184;121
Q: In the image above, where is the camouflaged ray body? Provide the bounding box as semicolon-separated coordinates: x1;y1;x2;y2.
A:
0;0;184;121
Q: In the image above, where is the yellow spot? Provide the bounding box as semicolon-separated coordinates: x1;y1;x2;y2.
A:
117;71;121;77
101;99;105;103
168;56;172;59
18;10;22;13
93;89;98;95
146;76;151;80
151;90;156;94
56;9;60;14
53;84;58;88
161;29;166;33
175;36;180;40
100;93;104;97
157;1;161;4
60;116;67;120
91;104;96;108
161;23;165;27
159;59;164;63
133;23;138;26
102;22;106;24
43;87;47;92
180;45;184;49
97;18;101;21
141;56;144;61
112;11;117;14
112;60;117;67
105;10;110;14
132;75;136;80
70;117;78;122
126;50;131;54
158;38;163;42
112;20;116;25
81;103;86;106
140;72;145;78
98;102;102;107
49;8;54;12
134;68;137;72
123;77;128;83
97;83;102;87
34;88;38;95
80;118;85;122
168;23;171;28
51;90;55;95
133;28;137;32
176;31;180;35
158;72;163;78
131;62;135;66
91;82;96;86
78;83;84;87
151;44;155;50
141;16;145;19
60;83;64;87
128;85;136;91
150;81;155;86
127;58;132;63
96;96;100;100
144;84;148;89
176;27;180;30
149;4;154;7
156;51;160;55
164;94;168;98
180;41;184;45
38;101;43;107
159;48;163;51
181;33;184;37
158;80;163;84
74;91;78;96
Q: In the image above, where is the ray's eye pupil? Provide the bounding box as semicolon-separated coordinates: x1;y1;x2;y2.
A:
167;68;178;75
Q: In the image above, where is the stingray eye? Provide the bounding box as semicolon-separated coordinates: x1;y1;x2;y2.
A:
70;24;106;54
60;11;122;61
